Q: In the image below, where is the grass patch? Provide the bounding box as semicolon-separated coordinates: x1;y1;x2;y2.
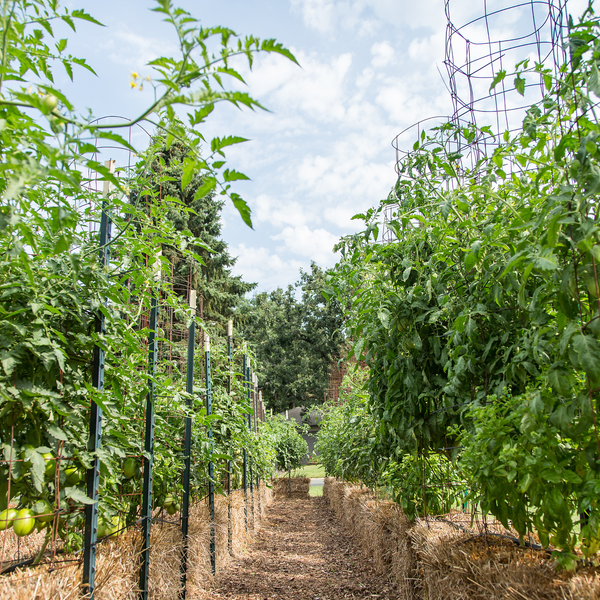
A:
309;485;323;497
292;463;325;478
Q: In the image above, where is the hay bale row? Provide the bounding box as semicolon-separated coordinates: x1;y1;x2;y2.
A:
323;478;416;599
272;476;310;499
0;482;273;600
323;478;600;600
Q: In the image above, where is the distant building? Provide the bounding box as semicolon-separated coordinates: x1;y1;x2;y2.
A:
282;406;322;464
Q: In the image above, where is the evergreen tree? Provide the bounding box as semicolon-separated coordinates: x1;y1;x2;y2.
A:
135;135;256;323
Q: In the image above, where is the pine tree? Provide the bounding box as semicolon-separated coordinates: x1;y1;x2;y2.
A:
134;135;256;323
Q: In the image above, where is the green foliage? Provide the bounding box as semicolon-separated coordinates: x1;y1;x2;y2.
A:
315;366;380;487
0;0;297;548
325;5;600;562
238;262;345;412
267;415;308;472
458;391;600;567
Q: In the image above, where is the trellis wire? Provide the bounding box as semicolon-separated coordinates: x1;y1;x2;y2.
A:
383;0;569;243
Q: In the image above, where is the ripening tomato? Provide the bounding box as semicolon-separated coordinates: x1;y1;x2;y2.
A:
122;458;137;479
64;466;83;485
0;508;17;531
42;453;56;478
13;509;36;537
42;94;58;110
33;500;54;523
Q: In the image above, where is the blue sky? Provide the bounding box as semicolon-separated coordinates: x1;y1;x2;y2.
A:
59;0;586;292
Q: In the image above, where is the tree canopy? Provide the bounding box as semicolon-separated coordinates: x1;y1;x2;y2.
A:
237;263;345;412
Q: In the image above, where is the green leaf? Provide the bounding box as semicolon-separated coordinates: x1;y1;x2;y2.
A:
210;136;249;154
571;334;600;379
47;422;68;441
259;39;300;66
223;169;250;182
514;75;526;96
193;177;217;199
181;157;196;190
230;193;252;228
489;69;506;91
589;61;600;97
65;487;96;505
71;9;105;27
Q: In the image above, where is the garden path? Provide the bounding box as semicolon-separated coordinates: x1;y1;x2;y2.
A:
194;496;397;600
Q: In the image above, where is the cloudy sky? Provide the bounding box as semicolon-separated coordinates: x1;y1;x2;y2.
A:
60;0;587;292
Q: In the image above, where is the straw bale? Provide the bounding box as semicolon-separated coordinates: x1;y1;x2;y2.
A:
409;518;582;600
272;476;310;499
564;572;600;599
323;478;417;600
0;561;81;600
0;484;274;600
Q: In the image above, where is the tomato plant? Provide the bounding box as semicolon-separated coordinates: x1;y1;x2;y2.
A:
321;4;600;565
0;0;297;562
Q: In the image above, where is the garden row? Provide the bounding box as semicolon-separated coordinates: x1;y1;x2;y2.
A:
317;8;600;568
0;1;305;597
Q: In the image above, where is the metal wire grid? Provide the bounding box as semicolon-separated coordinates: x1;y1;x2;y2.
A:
382;0;570;244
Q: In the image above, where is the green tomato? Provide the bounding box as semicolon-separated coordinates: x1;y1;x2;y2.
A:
123;458;137;479
98;515;122;537
0;508;17;531
33;499;54;523
64;466;83;485
163;494;175;508
97;519;109;538
166;503;178;515
13;508;36;537
42;94;58;110
43;453;56;478
20;444;34;466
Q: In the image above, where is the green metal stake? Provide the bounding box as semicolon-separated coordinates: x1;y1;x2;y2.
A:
242;353;248;531
83;160;114;598
205;336;215;574
139;292;159;600
180;290;196;599
247;366;254;528
227;320;233;555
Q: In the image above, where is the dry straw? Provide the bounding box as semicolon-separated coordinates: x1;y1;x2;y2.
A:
323;478;600;600
272;476;310;499
0;482;273;599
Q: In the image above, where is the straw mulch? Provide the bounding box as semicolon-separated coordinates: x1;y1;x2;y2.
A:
323;478;415;599
0;482;273;600
323;478;600;600
272;476;310;499
194;495;399;599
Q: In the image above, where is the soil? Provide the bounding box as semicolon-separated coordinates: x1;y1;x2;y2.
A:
195;496;398;600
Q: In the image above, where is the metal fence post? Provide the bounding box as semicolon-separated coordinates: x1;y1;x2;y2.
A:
180;290;196;598
205;337;215;574
253;374;261;519
247;366;254;528
82;160;115;598
227;320;233;555
242;352;248;531
139;292;159;600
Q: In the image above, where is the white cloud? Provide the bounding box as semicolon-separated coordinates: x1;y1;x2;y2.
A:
371;41;395;68
289;0;379;35
272;225;340;265
229;244;305;290
253;194;315;227
290;0;445;35
105;30;178;72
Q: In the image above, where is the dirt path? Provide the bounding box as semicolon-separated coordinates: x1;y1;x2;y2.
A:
196;496;397;600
